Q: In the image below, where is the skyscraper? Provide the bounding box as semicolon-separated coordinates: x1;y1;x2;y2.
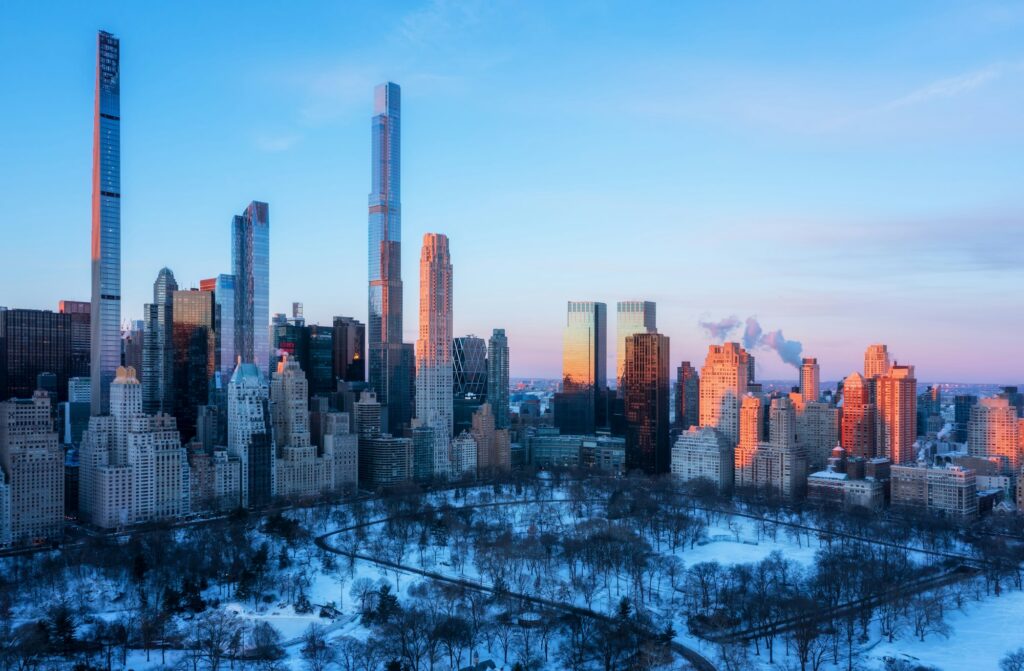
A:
487;329;510;430
227;363;273;508
332;316;365;383
555;301;607;434
0;309;72;402
864;344;890;379
142;268;177;415
172;287;215;441
416;233;453;478
675;361;699;430
840;372;877;458
367;82;412;435
624;332;670;474
207;274;236;380
90;31;121;416
800;357;820;403
953;395;978;443
453;336;488;398
232;201;270;378
876;364;917;465
968;398;1021;474
58;300;91;377
698;342;751;446
615;301;656;393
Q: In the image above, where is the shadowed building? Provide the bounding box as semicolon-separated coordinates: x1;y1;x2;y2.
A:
624;332;670;474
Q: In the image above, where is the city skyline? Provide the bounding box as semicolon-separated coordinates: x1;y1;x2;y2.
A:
2;3;1023;382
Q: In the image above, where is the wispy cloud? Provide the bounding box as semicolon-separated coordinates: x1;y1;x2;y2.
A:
254;132;302;152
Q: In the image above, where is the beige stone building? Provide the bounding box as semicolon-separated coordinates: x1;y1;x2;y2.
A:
671;426;734;493
699;342;751;446
0;392;64;543
891;462;977;521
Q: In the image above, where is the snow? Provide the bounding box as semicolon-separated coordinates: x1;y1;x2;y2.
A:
869;589;1024;671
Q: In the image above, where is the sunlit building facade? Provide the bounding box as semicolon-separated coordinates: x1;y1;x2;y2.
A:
968;398;1021;474
368;82;413;435
800;357;820;403
416;233;454;477
841;372;877;458
699;342;751;446
556;301;607;434
91;31;121;416
232;201;270;378
864;343;890;379
877;364;917;465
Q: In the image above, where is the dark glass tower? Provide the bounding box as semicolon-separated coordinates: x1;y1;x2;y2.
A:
172;288;215;441
487;329;510;429
624;332;670;474
675;361;699;430
232;202;270;378
453;336;487;398
368;82;412;434
142;268;177;414
90;31;121;415
0;309;72;401
554;301;607;435
332;316;365;383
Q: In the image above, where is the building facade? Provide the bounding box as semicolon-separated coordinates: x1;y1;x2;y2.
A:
0;393;64;543
0;309;72;403
90;31;122;416
332;316;365;383
227;363;273;508
232;201;270;377
675;361;699;430
877;364;917;465
800;357;820;403
556;301;607;434
671;426;734;493
487;329;510;430
416;233;454;477
615;301;655;394
624;332;670;474
968;398;1021;474
142;268;177;415
699;342;751;446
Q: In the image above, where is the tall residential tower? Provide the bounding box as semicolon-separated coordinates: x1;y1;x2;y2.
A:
415;233;453;477
90;31;121;415
232;201;270;378
367;82;413;434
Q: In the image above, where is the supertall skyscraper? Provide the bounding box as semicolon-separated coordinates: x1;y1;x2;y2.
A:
367;82;412;435
416;233;453;477
90;31;121;416
232;201;270;378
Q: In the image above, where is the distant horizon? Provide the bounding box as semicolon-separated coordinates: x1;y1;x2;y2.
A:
1;2;1022;383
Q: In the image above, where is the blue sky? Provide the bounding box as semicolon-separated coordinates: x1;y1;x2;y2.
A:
1;1;1022;382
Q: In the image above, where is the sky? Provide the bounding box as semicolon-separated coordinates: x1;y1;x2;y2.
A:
1;1;1022;383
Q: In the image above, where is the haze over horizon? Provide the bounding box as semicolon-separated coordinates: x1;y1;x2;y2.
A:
1;1;1022;383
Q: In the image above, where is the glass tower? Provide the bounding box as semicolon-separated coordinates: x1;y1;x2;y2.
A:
453;336;487;398
232;201;270;378
555;301;607;434
487;329;510;430
367;82;411;434
211;274;236;379
615;301;655;393
90;31;121;415
624;332;670;474
142;267;177;415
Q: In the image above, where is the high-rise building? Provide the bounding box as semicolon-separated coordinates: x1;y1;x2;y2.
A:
792;396;839;470
800;357;820;403
0;309;72;402
487;329;510;430
453;336;487;398
917;385;942;437
864;344;890;379
450;431;478;479
332;316;365;383
206;274;236;380
142;268;177;415
79;367;187;528
675;361;699;430
367;82;413;436
615;301;655;394
671;426;734;493
735;394;764;487
953;395;978;443
91;31;121;416
556;301;607;434
840;372;877;458
624;332;670;474
698;342;751;446
172;288;215;442
59;300;91;377
227;363;273;507
968;398;1021;474
122;320;143;374
232;201;270;377
745;396;806;500
890;463;977;521
272;356;331;500
416;234;454;477
998;386;1024;418
471;402;495;475
0;392;64;543
876;365;917;465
